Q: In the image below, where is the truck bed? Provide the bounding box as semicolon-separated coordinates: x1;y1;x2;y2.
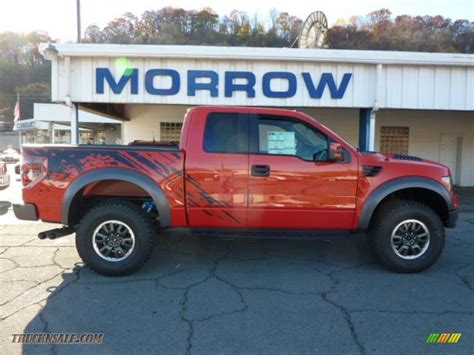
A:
21;144;185;223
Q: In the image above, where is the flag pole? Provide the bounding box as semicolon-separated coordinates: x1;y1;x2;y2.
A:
15;91;22;151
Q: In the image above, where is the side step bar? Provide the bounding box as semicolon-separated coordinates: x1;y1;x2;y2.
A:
38;226;75;240
191;228;361;240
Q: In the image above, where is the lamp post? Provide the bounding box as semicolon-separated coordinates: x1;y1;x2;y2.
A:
77;0;81;43
72;0;81;144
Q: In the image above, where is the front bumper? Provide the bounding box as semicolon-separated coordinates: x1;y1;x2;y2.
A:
446;209;458;228
13;203;38;221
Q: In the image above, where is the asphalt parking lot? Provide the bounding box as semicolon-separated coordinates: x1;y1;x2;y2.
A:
0;165;473;354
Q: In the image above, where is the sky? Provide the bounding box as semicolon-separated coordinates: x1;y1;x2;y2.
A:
0;0;473;41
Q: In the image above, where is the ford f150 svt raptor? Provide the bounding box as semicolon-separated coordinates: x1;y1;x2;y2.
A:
14;106;458;276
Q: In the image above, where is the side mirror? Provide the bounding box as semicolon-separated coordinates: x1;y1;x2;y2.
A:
327;143;345;162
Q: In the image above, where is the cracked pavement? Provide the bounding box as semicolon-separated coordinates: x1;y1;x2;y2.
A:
0;213;472;354
0;184;473;354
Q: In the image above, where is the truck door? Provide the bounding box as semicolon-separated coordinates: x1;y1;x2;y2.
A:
247;114;358;229
185;110;249;228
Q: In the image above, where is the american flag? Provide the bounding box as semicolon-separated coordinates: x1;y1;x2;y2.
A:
14;92;20;122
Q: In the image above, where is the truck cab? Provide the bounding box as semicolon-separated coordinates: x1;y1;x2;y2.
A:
183;106;358;230
14;106;458;276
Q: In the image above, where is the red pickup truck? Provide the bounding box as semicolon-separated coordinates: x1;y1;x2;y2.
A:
14;106;458;276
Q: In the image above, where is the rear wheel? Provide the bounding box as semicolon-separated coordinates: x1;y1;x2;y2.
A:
369;200;445;273
76;201;155;276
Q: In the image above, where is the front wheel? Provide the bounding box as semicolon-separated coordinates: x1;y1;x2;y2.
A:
76;201;155;276
369;201;445;273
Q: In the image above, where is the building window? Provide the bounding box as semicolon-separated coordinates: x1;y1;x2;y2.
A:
160;122;182;142
380;126;409;154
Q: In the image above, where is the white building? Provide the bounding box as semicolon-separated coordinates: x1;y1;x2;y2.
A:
40;44;474;186
14;103;122;144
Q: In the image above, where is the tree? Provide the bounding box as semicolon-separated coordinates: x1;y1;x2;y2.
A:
0;31;52;122
76;6;472;53
83;25;105;43
156;7;189;44
17;82;51;119
451;19;474;53
102;12;139;44
276;12;302;46
189;8;219;44
327;9;472;53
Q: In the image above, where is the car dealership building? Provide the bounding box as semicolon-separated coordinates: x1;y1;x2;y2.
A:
40;44;474;186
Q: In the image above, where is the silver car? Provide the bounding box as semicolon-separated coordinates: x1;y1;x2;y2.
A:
0;162;10;189
1;148;20;163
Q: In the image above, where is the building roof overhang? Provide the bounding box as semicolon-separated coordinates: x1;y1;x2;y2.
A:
40;43;474;67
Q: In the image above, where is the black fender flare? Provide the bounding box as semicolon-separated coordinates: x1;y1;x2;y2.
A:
357;177;452;230
62;168;171;228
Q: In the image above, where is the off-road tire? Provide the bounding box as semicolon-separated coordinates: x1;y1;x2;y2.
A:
76;201;155;276
369;200;445;273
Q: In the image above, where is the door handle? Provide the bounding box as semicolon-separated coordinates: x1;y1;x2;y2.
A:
251;165;270;177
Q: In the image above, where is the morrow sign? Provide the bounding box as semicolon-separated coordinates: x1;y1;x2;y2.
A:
96;68;352;99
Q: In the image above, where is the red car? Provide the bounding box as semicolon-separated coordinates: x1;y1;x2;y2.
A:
14;106;458;276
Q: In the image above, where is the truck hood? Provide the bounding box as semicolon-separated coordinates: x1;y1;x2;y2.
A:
359;152;451;176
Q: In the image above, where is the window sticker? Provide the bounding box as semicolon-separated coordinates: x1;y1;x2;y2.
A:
267;131;296;155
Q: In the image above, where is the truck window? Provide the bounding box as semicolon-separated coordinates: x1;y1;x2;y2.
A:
203;113;248;153
255;116;328;161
